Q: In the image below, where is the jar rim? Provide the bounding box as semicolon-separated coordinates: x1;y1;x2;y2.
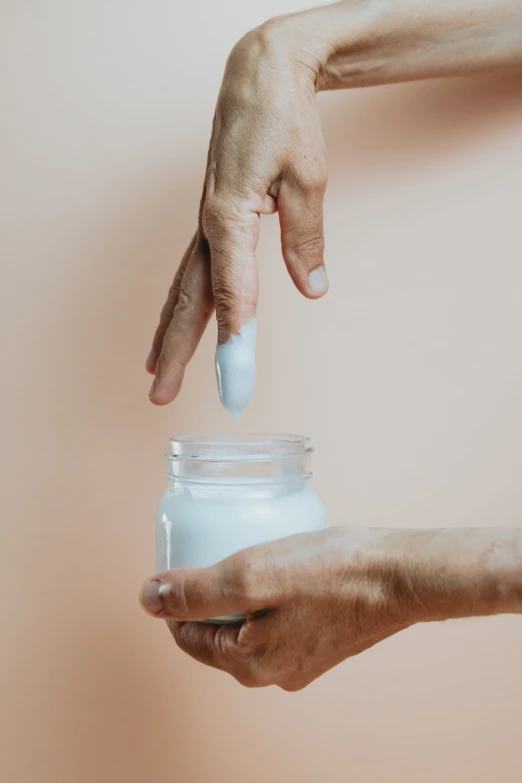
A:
167;433;312;463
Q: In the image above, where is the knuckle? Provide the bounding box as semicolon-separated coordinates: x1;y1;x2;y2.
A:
220;558;250;603
298;165;328;194
279;680;306;693
164;580;189;617
163;575;202;618
226;553;260;601
202;197;228;236
235;668;268;689
202;195;252;244
223;553;277;613
235;672;258;689
213;285;247;340
175;288;194;314
174;626;215;665
291;233;324;256
173;282;214;323
215;291;241;323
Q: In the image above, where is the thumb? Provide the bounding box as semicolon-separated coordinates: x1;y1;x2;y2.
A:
278;174;329;299
139;562;259;621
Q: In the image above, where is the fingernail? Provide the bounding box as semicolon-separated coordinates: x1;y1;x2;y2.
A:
146;348;156;370
308;266;328;293
140;580;165;614
148;378;156;398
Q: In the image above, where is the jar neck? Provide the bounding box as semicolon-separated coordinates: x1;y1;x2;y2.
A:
166;433;313;485
168;477;311;497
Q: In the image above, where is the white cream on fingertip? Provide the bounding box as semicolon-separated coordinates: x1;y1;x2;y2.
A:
215;318;256;419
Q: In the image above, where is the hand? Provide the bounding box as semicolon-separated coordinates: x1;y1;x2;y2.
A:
140;525;522;690
139;527;421;691
146;19;329;405
145;0;522;405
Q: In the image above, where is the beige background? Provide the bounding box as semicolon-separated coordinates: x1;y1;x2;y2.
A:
2;1;522;781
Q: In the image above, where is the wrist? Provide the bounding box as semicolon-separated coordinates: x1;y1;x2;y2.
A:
253;2;404;90
264;0;522;92
396;528;522;622
333;526;522;627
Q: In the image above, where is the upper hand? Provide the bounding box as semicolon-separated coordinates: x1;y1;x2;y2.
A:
146;19;329;404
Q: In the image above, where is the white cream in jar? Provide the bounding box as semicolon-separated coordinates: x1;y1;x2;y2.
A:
156;433;326;623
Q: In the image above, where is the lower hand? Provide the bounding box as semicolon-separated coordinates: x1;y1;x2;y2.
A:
140;527;422;690
140;525;522;690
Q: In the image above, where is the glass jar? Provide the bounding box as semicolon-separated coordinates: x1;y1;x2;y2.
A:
156;433;326;623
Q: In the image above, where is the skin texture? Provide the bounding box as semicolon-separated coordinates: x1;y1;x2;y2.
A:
146;0;522;405
140;526;522;690
141;1;522;688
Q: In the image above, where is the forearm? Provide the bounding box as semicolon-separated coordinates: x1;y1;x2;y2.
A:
396;527;522;622
267;0;522;89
